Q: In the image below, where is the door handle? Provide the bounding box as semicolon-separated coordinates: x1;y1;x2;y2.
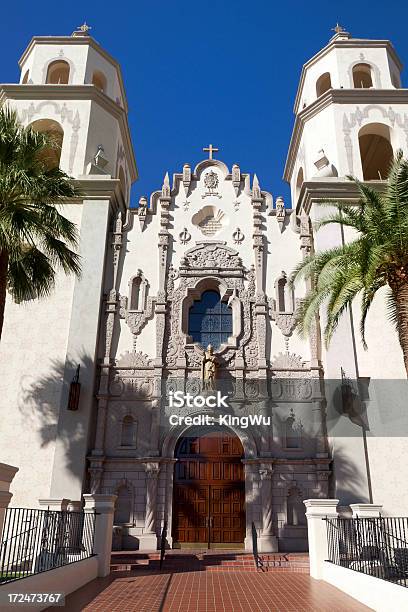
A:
209;517;214;528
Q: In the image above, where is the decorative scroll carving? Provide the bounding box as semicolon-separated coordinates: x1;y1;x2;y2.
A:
180;243;242;271
109;375;154;398
120;295;155;341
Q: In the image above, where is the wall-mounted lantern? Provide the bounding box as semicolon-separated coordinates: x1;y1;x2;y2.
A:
67;365;81;411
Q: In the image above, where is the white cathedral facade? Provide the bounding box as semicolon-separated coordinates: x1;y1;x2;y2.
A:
0;26;407;552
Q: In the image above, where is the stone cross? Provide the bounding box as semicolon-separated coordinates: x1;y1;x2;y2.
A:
203;144;219;159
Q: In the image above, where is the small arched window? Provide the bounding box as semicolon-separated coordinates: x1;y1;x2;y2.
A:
46;60;70;84
316;72;332;97
118;167;127;199
121;415;136;447
287;488;306;526
358;123;393;180
188;290;232;349
114;485;132;524
129;271;148;311
391;72;400;88
275;272;294;313
352;63;373;88
92;70;107;93
29;119;64;170
22;70;30;84
295;167;304;203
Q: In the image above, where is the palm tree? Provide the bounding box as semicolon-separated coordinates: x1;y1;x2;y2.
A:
291;150;408;376
0;106;81;341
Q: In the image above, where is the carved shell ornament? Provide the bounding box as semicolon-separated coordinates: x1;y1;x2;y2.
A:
191;206;228;237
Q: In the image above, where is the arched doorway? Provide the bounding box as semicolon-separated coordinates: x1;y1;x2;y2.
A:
172;428;245;548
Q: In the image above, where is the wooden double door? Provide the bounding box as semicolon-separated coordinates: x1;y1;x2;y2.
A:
172;432;245;548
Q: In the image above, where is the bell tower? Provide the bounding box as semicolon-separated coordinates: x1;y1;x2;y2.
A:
284;25;407;207
284;28;408;507
0;26;137;506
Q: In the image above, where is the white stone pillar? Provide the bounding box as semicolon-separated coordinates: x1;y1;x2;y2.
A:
67;501;83;512
83;494;117;577
258;466;278;552
350;503;383;518
0;463;18;537
139;462;160;550
304;498;339;579
38;498;70;512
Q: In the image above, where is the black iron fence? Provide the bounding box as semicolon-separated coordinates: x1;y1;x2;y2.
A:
159;520;167;569
0;507;96;584
326;516;408;587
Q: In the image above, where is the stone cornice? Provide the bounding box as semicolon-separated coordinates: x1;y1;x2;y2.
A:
284;88;408;182
18;35;129;112
0;84;138;183
296;178;387;214
293;37;403;113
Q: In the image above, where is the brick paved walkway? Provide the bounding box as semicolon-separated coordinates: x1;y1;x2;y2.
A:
60;569;372;611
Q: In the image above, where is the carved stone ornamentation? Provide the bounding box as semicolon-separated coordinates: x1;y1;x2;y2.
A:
203;170;219;194
271;352;306;370
275;196;286;232
232;163;241;196
275;313;297;337
232;228;244;244
137;196;149;230
179;228;191;245
181;243;242;271
182;164;191;195
116;351;153;368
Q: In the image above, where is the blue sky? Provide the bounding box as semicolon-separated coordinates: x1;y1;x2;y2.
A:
2;1;408;206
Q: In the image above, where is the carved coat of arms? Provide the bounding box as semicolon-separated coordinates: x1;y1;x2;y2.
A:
204;170;219;192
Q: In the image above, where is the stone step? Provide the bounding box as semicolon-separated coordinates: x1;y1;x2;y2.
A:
110;551;310;573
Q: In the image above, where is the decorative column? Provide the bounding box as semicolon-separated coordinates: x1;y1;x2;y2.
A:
304;498;339;579
242;460;256;552
0;463;18;538
83;494;117;577
258;465;278;552
251;175;268;375
139;462;161;550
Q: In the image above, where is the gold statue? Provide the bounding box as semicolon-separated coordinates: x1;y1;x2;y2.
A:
201;344;218;391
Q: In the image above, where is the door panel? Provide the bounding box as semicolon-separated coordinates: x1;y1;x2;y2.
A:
173;432;245;548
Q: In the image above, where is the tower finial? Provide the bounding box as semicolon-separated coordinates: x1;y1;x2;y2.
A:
331;22;345;34
72;22;92;37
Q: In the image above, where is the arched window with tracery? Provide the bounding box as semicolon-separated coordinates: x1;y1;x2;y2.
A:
29;119;64;170
46;60;70;84
188;290;232;349
120;415;136;447
352;63;373;88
